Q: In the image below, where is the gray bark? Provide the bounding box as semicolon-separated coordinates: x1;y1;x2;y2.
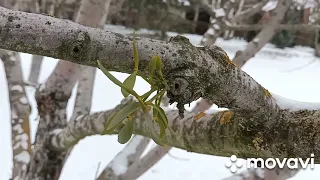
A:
24;60;80;180
22;0;112;179
50;95;320;162
28;55;43;84
1;50;32;180
0;6;305;115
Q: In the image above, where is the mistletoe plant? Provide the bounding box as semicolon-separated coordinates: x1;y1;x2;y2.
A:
97;32;174;146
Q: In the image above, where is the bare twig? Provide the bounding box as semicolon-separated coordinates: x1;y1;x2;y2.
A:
94;162;101;180
28;55;43;84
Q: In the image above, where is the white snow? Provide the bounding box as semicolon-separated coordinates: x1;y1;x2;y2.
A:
11;111;18;119
13;134;29;150
262;0;316;11
207;28;215;35
12;124;23;134
10;85;23;92
19;97;28;104
1;24;320;180
253;38;259;43
9;55;16;62
213;8;226;17
50;129;63;135
262;1;278;11
213;24;220;30
14;151;30;164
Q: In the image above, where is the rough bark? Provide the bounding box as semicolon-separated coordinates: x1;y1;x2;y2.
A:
1;50;32;180
24;60;80;180
50;95;320;162
0;6;300;115
233;0;292;67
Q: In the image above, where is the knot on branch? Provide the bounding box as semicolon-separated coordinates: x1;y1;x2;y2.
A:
169;35;192;46
166;75;203;118
57;31;91;61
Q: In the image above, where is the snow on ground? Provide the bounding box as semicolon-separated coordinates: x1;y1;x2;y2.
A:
1;25;320;179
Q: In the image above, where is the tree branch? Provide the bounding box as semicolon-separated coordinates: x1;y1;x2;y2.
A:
0;6;282;116
50;95;320;162
1;50;32;179
28;55;43;84
233;0;269;23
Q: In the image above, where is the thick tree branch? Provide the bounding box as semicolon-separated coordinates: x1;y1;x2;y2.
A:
50;96;320;163
1;50;32;179
0;6;282;116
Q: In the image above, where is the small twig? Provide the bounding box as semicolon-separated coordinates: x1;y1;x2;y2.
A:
167;151;189;161
24;80;40;89
94;162;101;180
